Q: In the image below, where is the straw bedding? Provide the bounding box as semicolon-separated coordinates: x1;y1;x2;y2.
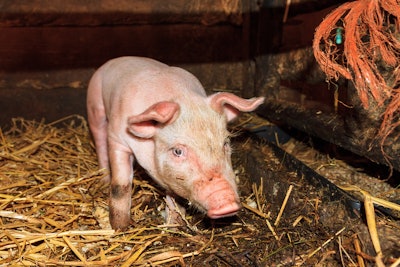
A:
0;115;399;266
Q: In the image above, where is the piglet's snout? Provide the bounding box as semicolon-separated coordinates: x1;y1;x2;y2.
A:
197;178;241;219
207;200;241;219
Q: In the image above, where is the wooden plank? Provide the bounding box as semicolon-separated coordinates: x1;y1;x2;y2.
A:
0;0;244;26
0;23;250;89
258;96;400;172
0;87;86;127
0;24;247;70
0;24;251;126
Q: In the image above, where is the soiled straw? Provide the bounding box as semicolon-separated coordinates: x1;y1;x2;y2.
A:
274;184;293;227
340;185;400;267
2;116;395;266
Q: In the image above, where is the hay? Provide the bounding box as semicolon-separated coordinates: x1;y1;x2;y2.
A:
0;116;173;266
1;115;398;265
313;0;400;142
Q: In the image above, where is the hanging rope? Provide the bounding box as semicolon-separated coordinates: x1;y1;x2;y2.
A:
313;0;400;143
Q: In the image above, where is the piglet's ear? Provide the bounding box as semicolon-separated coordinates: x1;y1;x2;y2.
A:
127;101;180;138
208;92;265;122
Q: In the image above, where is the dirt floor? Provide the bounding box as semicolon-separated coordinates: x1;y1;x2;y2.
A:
0;115;399;266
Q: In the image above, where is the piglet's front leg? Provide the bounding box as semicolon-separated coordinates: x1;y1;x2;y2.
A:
108;141;134;230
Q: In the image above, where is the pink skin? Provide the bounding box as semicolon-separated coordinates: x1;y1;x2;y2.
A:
87;56;265;230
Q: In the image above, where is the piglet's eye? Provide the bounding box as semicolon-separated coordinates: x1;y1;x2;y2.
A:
172;147;184;157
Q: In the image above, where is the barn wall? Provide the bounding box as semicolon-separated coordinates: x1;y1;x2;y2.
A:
1;0;397;170
0;0;256;125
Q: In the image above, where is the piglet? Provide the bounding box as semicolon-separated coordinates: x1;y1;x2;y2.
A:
87;56;264;230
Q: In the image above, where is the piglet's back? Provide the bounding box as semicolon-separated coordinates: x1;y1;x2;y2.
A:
98;57;207;115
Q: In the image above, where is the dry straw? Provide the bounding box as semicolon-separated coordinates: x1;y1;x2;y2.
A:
0;116;179;266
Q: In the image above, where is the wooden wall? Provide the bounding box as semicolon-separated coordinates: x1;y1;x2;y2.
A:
1;0;398;171
0;0;255;125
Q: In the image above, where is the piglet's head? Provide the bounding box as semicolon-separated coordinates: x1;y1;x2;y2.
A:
127;93;264;220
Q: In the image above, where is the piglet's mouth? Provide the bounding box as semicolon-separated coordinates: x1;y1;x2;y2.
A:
207;202;241;219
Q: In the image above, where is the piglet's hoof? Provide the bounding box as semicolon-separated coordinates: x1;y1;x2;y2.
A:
109;206;131;230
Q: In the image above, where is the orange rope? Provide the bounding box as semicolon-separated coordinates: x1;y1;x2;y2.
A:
313;0;400;144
